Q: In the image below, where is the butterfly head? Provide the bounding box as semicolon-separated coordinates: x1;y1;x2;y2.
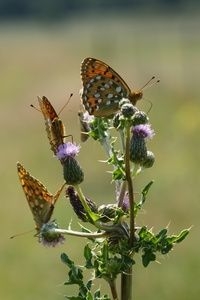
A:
129;90;143;105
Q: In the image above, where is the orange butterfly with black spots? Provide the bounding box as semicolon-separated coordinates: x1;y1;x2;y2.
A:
80;57;143;117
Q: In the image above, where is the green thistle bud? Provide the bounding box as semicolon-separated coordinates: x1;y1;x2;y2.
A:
66;186;98;222
98;204;117;222
119;98;131;107
141;150;155;168
130;135;147;164
130;124;155;165
63;157;84;185
56;143;84;185
132;111;149;126
121;103;136;118
121;103;138;118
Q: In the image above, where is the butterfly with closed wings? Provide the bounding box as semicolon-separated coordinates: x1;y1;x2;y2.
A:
37;96;66;155
80;57;143;117
17;162;65;235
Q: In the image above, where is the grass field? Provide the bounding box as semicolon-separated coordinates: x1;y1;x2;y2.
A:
0;12;200;299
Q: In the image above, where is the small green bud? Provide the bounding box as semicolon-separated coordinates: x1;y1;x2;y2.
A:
63;157;84;185
132;111;149;126
141;150;155;168
121;103;138;118
98;204;117;222
119;98;131;107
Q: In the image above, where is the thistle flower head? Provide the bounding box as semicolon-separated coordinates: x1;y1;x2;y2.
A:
56;142;80;160
39;221;65;247
132;124;155;139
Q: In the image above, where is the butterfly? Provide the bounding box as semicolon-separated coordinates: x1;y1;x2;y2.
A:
80;57;143;117
37;96;66;155
17;162;65;234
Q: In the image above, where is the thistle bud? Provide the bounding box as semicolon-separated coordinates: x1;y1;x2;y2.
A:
141;150;155;168
63;157;84;185
130;124;154;164
130;135;147;164
56;143;84;185
121;102;137;118
66;186;98;222
132;111;149;126
98;204;117;222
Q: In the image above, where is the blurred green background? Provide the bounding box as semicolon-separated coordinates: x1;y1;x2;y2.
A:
0;1;200;299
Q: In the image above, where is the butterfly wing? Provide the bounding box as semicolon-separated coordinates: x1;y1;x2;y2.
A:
38;96;66;154
17;162;57;231
81;57;135;117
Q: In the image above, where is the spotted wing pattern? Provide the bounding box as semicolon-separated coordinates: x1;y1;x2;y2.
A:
17;162;64;233
80;57;143;117
38;96;66;154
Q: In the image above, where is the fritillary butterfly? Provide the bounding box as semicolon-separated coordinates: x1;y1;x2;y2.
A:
17;162;65;233
37;96;66;155
80;57;143;117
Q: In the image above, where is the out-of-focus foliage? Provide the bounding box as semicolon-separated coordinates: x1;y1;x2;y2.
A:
0;0;199;20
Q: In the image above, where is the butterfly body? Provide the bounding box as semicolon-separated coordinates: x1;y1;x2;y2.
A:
38;96;66;154
17;162;65;233
80;57;143;117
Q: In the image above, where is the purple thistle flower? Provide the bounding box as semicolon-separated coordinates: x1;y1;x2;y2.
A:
39;233;65;247
56;142;80;160
132;124;155;139
39;222;65;247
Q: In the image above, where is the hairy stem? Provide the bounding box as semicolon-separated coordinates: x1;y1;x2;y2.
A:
108;279;119;300
121;124;134;300
125;125;135;246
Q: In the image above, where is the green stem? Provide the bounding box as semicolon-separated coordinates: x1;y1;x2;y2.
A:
125;125;135;247
48;227;108;238
121;267;132;300
108;279;119;300
121;124;134;300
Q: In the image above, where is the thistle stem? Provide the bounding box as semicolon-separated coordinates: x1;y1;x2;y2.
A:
47;227;107;238
121;124;135;300
108;279;119;300
125;125;135;246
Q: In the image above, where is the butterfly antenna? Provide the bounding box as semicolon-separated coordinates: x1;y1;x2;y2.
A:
139;76;160;91
10;228;35;239
30;103;41;112
146;100;153;114
58;93;73;115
